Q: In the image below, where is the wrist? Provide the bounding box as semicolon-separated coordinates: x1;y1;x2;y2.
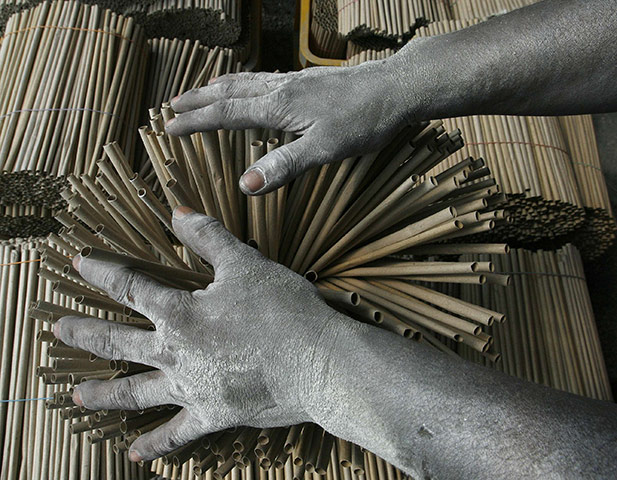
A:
297;309;363;423
384;34;489;122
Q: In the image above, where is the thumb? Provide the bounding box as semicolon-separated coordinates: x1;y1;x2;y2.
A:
172;209;253;276
239;133;325;195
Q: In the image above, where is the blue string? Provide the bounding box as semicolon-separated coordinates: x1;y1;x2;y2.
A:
0;397;53;403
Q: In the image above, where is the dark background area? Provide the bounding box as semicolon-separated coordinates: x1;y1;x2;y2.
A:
261;0;617;397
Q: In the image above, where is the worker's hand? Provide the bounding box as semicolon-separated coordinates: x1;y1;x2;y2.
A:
53;207;356;462
166;60;412;195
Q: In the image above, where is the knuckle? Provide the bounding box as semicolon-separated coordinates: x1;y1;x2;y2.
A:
112;376;142;409
191;216;218;241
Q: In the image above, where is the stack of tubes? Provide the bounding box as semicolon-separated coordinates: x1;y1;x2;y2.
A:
0;238;152;479
336;0;450;41
453;245;613;401
138;38;244;179
31;109;512;478
0;1;147;177
344;20;616;257
310;0;346;59
448;0;541;20
558;116;616;259
124;0;243;47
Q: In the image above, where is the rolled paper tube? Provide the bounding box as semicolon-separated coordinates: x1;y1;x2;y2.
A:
483;351;502;363
166;178;197;212
283;424;303;454
250;140;268;257
37;330;56;343
350;443;365;475
293;461;306;480
335;261;479;277
74;295;127;315
95;224;157;261
337;439;351;467
29;308;53;323
47;346;91;359
314;432;335;475
233;428;261;452
257;427;274;446
474;262;495;273
304;426;325;473
484;273;512;286
191;445;212;463
193;452;218;475
213;456;237;480
273;448;292;469
36;366;54;377
136;187;173;232
403;243;510;256
70;421;95;435
294;424;315;466
81;247;213;285
48;373;71;384
317;287;360;307
69;371;116;384
164;158;201;210
392;274;487;284
52;358;112;371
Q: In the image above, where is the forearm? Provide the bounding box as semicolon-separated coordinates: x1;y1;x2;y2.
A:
391;0;617;120
308;315;617;479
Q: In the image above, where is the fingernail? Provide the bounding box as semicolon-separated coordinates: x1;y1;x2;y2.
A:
240;169;265;193
73;389;83;407
171;95;180;105
72;254;81;272
165;118;176;129
173;206;194;219
208;77;217;85
53;321;61;339
129;449;142;462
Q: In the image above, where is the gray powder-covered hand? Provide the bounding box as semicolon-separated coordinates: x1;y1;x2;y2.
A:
54;207;355;462
167;0;617;197
166;63;411;195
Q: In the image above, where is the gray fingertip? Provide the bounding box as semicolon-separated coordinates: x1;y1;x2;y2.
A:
165;117;177;133
54;315;79;342
239;168;266;195
72;388;84;407
73;254;81;272
128;449;142;462
173;206;195;219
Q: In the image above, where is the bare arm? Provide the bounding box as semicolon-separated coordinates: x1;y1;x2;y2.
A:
167;0;617;195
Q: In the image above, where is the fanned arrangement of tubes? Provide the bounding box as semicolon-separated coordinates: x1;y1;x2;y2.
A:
23;107;514;479
0;1;245;239
342;21;616;258
454;245;612;401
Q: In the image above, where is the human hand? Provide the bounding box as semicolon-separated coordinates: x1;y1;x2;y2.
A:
166;59;413;195
53;207;355;462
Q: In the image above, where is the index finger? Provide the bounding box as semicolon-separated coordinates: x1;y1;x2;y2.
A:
74;254;186;325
